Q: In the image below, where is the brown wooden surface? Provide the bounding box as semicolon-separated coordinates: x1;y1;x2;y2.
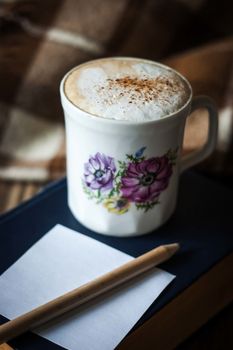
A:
118;253;233;349
0;181;42;214
0;345;12;350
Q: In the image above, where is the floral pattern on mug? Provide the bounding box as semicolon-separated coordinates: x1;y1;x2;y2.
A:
84;152;116;192
83;147;178;214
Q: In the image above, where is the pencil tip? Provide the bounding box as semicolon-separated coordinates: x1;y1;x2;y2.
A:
165;243;180;256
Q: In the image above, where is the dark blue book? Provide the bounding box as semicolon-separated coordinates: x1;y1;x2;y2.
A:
0;171;232;350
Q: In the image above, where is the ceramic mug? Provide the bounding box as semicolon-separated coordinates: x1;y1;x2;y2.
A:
60;58;218;237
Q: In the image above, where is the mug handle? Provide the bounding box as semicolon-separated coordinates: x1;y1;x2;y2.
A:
180;95;218;173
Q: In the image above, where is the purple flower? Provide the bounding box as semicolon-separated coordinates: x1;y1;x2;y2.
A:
84;152;116;191
121;156;172;203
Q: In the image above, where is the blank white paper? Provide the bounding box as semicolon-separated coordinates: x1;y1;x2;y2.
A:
0;224;175;350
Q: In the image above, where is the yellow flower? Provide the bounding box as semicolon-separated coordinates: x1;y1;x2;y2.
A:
104;197;130;215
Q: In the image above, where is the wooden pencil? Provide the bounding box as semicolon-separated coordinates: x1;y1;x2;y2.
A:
0;243;179;344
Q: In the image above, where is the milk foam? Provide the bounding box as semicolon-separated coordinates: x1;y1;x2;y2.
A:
64;59;190;121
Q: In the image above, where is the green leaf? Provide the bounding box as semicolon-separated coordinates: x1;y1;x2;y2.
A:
108;188;115;198
166;147;179;165
135;200;160;212
82;180;107;203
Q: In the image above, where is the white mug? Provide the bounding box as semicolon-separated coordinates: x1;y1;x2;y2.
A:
60;58;218;237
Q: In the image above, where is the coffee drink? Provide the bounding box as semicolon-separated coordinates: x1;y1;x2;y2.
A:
61;57;217;236
64;58;190;122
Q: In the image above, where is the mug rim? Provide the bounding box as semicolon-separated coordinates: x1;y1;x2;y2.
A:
60;57;193;126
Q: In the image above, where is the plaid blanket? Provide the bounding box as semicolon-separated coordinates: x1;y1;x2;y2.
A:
0;0;233;182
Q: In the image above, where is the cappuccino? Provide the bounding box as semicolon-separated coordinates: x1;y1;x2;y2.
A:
64;58;190;122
